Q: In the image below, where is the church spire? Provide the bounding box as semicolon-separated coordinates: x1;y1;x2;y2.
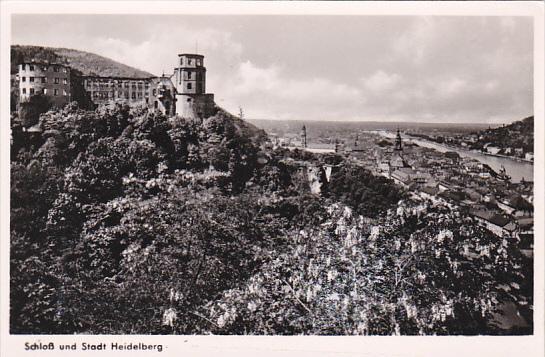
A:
394;127;403;152
301;125;307;148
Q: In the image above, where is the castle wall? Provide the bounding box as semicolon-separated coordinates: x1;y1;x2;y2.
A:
176;93;215;120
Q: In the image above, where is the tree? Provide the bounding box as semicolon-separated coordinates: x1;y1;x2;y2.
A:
18;94;52;127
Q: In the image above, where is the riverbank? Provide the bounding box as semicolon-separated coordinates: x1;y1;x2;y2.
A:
370;130;534;183
405;135;534;164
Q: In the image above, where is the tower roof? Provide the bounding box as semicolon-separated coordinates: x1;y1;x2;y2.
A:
178;53;204;58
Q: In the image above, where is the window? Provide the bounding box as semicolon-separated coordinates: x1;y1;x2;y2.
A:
187;98;191;102
187;83;192;90
21;77;26;82
63;68;68;73
42;77;47;83
43;88;48;95
22;88;26;94
187;72;192;79
180;58;184;65
63;89;68;96
196;59;201;66
29;77;34;82
21;64;26;70
188;59;193;65
30;88;35;94
54;78;60;84
63;78;68;85
154;101;158;109
152;89;157;96
29;65;34;71
54;66;59;72
131;92;136;99
54;89;59;96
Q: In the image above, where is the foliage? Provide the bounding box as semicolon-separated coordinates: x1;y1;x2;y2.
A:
18;94;53;127
10;104;531;335
198;202;527;335
328;165;405;218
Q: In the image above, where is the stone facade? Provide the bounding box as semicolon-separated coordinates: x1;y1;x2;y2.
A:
18;62;72;107
150;76;177;117
82;75;177;116
83;76;153;105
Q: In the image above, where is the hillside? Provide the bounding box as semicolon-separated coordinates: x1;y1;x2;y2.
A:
472;116;533;154
10;103;531;335
212;108;268;145
11;45;154;78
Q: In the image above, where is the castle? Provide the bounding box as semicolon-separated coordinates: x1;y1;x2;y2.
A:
17;52;216;119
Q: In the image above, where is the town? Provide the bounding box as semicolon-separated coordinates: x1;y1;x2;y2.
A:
270;125;534;256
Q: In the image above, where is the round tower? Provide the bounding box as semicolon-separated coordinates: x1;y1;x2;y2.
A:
174;53;215;120
174;54;206;95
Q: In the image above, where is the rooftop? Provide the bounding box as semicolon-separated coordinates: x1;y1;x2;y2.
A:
178;53;204;58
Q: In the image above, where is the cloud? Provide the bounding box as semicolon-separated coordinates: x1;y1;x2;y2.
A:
213;61;364;120
11;15;533;123
363;71;402;92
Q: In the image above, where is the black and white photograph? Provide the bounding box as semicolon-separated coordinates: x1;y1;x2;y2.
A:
1;1;544;356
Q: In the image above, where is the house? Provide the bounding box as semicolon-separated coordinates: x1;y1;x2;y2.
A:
486;146;501;155
418;186;441;203
517;217;533;238
438;180;454;191
470;210;518;237
391;167;417;187
497;195;533;217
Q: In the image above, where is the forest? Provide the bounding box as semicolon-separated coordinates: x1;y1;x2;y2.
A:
10;103;532;335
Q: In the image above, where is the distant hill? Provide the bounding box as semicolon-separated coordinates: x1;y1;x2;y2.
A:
247;119;492;139
11;45;155;78
475;116;533;153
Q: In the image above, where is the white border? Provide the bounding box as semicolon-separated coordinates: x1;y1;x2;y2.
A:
1;2;543;357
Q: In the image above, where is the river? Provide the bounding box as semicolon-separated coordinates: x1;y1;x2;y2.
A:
372;130;534;183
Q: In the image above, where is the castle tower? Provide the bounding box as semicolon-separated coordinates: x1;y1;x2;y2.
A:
174;53;215;120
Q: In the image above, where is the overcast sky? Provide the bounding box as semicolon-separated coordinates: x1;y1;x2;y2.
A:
12;15;533;123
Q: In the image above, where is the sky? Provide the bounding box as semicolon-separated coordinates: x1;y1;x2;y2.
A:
12;15;534;123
